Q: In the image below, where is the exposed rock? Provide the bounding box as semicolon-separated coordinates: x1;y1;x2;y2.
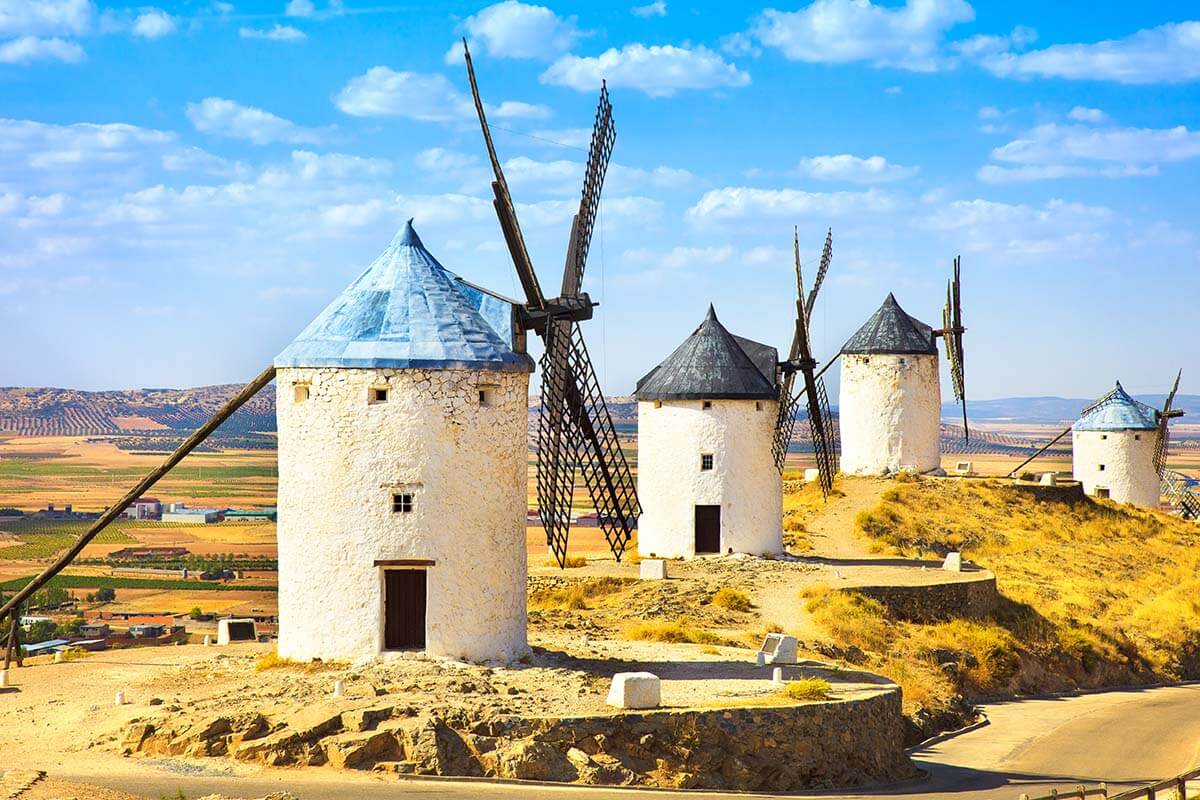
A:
322;729;400;769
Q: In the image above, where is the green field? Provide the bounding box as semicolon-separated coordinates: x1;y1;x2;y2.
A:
0;574;277;593
0;517;135;560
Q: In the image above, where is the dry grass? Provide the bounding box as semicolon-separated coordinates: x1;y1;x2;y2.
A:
854;479;1200;678
804;586;891;652
529;577;631;611
254;652;344;672
711;588;752;612
542;555;589;569
623;619;723;645
780;677;832;701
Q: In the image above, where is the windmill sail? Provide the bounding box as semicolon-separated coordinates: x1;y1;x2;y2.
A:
774;228;837;497
464;42;639;567
941;256;967;440
1154;369;1183;476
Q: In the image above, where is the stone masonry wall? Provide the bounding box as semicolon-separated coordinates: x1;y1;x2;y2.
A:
848;574;998;623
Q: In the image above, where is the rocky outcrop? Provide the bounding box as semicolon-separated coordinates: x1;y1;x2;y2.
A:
120;690;917;791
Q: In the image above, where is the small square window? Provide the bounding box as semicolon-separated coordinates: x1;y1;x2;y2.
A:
370;387;389;404
755;401;762;411
478;385;497;407
1101;434;1108;440
653;400;662;409
1098;464;1106;471
702;400;712;410
1095;487;1110;499
392;493;413;513
1134;434;1141;441
700;453;714;471
293;384;310;403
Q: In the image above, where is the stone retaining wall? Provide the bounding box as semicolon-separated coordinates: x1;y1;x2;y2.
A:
122;688;916;791
847;574;998;622
1010;481;1087;504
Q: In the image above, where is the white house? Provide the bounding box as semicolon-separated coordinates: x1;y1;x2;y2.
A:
839;294;942;476
635;306;782;559
1072;382;1161;508
273;220;533;664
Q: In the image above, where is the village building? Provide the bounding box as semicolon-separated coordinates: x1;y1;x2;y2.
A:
634;306;782;559
273;220;532;664
839;294;942;476
1072;382;1161;508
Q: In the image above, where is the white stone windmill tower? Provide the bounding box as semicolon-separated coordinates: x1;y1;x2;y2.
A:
635;305;783;558
634;229;841;559
1071;374;1185;509
838;261;966;476
273;221;535;663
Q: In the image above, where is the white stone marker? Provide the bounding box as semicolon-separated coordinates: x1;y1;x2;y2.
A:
332;679;346;699
1040;472;1058;486
639;559;668;580
115;691;126;706
0;669;8;688
756;633;798;666
53;651;63;664
955;461;973;476
606;672;661;710
942;552;963;572
772;666;785;685
804;468;821;483
203;634;211;647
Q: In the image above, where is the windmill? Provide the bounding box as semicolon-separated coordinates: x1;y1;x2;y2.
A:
773;228;837;498
938;256;967;440
1154;369;1184;476
462;40;639;567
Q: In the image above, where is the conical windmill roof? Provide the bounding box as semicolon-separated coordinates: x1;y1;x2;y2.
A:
274;220;533;372
1073;382;1159;432
841;293;937;356
635;305;777;401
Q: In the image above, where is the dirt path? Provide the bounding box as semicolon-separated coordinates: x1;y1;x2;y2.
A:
804;477;891;558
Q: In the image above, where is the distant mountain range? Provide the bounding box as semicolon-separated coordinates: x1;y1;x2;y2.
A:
943;395;1200;424
0;385;1195;440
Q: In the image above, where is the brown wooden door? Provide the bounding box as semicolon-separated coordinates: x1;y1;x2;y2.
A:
694;505;721;554
384;569;426;650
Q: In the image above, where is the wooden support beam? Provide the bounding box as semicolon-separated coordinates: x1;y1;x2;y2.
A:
0;366;277;622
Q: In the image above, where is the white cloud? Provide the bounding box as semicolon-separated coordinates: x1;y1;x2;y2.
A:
980;21;1200;84
492;100;552;120
460;1;578;59
796;154;917;183
528;127;591;148
334;68;474;121
285;0;342;18
926;197;1113;257
631;1;666;18
687;187;897;221
978;120;1200;183
541;44;749;97
953;25;1035;58
719;31;759;57
334;66;544;124
492;154;694;196
977;105;1002;120
0;117;174;173
750;0;975;72
186;97;325;145
131;9;175;39
1067;106;1108;124
0;34;83;63
0;0;93;36
239;24;306;42
416;148;478;174
884;85;902;95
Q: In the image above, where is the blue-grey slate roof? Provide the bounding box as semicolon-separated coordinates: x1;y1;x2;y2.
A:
635;305;777;401
275;221;533;372
841;293;937;355
1074;382;1160;432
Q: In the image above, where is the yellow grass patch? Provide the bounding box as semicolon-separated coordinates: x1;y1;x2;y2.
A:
711;588;753;612
780;677;832;701
622;619;723;645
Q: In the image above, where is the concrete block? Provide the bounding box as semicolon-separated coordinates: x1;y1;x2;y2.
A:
217;618;257;645
1040;472;1058;486
756;633;798;666
0;669;7;688
639;559;667;580
115;691;126;706
803;468;820;483
942;552;962;572
954;461;974;476
606;672;661;710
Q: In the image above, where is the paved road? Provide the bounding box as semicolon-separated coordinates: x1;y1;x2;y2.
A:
63;684;1200;800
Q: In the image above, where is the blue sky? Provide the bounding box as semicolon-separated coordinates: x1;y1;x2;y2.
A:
1;0;1197;402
